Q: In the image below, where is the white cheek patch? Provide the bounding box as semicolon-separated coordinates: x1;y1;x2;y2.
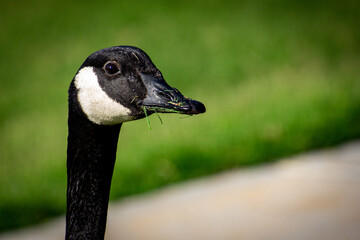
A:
74;67;134;125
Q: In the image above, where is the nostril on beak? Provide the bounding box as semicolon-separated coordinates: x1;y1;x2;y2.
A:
157;90;173;102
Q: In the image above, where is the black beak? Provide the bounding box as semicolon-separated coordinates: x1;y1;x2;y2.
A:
140;73;206;115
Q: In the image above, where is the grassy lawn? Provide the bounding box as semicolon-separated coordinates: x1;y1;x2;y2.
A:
0;0;359;232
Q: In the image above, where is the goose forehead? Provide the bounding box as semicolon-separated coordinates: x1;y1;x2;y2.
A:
74;66;134;125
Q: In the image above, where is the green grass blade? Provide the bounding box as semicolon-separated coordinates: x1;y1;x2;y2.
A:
153;108;163;124
142;106;151;131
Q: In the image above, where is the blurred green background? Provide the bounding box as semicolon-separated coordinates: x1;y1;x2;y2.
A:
0;0;359;232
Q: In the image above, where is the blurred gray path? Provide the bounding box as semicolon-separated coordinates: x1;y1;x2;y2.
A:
1;141;360;240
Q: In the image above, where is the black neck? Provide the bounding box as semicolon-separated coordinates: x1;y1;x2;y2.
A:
66;105;121;240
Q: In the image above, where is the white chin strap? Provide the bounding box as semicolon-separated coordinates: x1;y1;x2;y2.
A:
74;67;134;125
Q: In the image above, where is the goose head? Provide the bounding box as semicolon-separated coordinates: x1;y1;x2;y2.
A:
71;46;206;125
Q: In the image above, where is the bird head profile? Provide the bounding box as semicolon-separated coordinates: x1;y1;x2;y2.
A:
69;45;205;126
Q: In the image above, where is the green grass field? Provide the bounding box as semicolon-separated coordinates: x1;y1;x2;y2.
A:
1;0;359;232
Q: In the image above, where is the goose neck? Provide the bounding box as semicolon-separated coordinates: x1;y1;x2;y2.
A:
66;116;121;240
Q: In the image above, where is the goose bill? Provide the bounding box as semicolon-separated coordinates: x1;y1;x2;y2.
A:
140;73;206;115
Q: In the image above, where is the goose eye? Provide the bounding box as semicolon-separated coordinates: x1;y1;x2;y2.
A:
104;62;120;75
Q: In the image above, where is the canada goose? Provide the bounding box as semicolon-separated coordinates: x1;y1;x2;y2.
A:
66;46;205;240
